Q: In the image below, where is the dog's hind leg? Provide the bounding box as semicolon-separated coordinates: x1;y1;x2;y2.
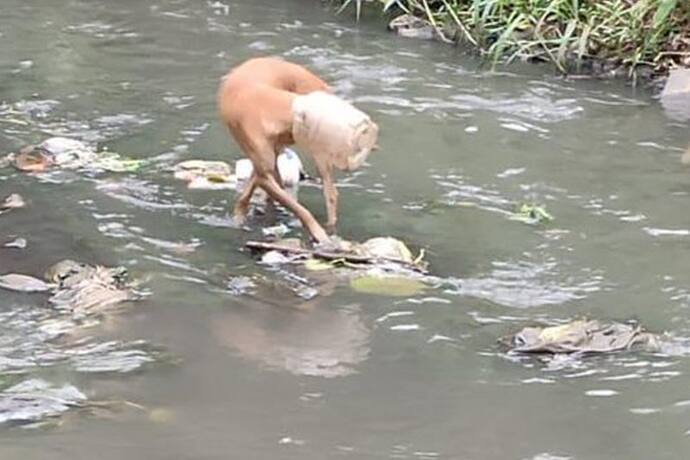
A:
264;157;284;215
233;170;257;225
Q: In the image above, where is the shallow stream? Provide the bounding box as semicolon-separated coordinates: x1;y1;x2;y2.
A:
1;1;689;459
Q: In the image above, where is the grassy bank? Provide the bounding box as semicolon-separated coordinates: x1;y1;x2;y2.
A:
330;0;690;80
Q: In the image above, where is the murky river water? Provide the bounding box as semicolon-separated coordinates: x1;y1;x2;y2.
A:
1;0;689;458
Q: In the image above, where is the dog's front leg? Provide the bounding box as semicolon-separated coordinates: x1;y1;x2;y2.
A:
256;170;329;244
233;170;258;225
316;162;338;235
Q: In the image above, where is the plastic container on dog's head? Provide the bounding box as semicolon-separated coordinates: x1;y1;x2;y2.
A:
291;91;378;172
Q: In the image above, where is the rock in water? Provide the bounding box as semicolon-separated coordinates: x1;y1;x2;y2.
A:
661;69;690;122
388;14;436;40
358;237;414;264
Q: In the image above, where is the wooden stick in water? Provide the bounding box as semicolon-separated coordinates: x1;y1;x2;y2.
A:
244;240;427;273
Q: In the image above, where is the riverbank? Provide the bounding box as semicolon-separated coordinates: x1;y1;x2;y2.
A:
330;0;690;83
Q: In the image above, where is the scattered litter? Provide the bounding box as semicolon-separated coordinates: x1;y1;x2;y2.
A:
0;154;12;168
46;260;137;318
93;155;143;173
173;149;303;194
3;237;27;249
261;250;292;265
509;203;554;225
1;193;25;214
235;150;303;201
502;319;661;355
262;223;291;239
226;276;257;296
293;284;318;300
5;137;142;173
358;236;416;264
173;159;235;190
1;259;138;317
245;236;427;272
0;273;52;292
242;236;432;300
0;379;87;425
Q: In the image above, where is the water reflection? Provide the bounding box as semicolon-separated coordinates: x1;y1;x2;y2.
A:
213;300;370;378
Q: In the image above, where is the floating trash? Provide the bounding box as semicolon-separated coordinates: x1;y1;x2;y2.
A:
262;223;291;239
0;379;86;426
46;260;137;318
3;237;27;249
172;159;235;190
358;236;416;264
0;193;25;215
173;149;303;194
0;273;52;292
502;319;661;355
1;259;139;318
236;149;303;200
243;236;430;299
245;235;427;272
226;276;257;296
509;203;554;225
5;137;142;173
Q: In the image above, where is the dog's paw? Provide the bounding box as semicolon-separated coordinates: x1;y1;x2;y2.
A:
228;214;251;231
314;235;354;253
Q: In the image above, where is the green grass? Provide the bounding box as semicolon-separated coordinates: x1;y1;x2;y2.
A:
330;0;690;79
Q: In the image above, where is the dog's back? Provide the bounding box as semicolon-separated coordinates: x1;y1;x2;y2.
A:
218;57;330;155
223;57;329;93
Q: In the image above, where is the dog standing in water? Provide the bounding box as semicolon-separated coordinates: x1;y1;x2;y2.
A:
217;57;378;243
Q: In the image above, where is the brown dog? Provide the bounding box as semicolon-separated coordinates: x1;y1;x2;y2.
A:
217;57;378;243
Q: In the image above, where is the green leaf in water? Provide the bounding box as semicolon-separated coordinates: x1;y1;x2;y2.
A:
509;203;554;225
304;258;336;271
96;157;144;173
350;275;426;297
